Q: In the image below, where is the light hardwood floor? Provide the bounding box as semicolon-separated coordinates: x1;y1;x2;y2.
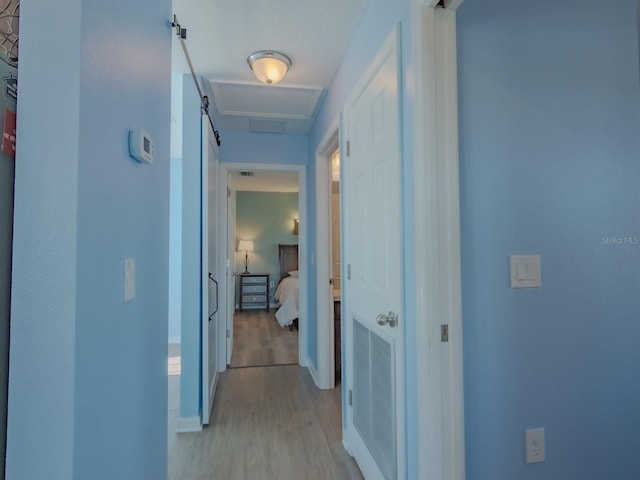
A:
230;309;298;368
167;323;362;480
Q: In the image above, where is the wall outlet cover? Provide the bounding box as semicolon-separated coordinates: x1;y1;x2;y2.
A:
525;427;545;464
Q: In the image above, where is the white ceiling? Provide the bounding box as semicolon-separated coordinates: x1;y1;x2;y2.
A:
171;0;370;134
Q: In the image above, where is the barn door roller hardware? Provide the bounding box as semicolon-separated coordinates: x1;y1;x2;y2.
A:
171;15;187;39
170;15;221;146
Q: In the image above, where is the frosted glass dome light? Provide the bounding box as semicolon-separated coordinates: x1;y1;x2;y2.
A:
247;50;292;86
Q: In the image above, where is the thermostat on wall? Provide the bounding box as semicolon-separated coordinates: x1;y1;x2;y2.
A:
129;129;153;164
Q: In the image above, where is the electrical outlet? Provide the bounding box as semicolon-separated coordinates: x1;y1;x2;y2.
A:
525;428;545;464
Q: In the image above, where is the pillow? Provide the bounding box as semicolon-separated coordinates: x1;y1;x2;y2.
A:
288;270;299;278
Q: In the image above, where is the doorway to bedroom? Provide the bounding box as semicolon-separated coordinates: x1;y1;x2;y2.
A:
219;165;307;371
229;171;300;368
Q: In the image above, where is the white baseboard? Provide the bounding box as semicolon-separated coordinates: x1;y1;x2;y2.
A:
307;361;321;387
343;437;352;456
235;305;277;311
176;416;202;433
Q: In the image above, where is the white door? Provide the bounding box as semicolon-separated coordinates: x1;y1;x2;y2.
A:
226;177;236;364
343;27;403;480
201;114;219;425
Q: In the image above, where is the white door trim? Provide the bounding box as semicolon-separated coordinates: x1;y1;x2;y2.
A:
217;162;308;370
314;117;340;390
412;1;465;479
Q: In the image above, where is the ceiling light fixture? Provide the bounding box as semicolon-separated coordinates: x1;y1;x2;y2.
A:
247;50;291;86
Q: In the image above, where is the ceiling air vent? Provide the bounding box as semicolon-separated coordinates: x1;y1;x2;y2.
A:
240;171;254;177
249;118;287;134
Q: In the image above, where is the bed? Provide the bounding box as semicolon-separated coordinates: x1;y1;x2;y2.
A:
274;244;299;329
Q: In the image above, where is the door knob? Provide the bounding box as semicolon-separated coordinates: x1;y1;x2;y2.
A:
376;311;398;327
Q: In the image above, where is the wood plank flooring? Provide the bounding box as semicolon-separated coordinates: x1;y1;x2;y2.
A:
168;365;363;480
230;309;298;368
167;312;361;480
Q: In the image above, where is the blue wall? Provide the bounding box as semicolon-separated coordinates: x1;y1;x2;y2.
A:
7;0;172;478
458;0;640;478
168;74;184;343
179;75;204;420
219;130;308;165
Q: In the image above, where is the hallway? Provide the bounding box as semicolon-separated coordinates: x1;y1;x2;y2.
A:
168;355;362;479
229;310;298;368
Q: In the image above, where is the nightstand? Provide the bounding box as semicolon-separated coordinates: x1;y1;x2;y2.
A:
239;273;270;311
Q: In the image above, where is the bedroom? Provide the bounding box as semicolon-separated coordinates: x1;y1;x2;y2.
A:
231;171;301;368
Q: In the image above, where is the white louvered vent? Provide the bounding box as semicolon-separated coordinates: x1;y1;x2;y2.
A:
353;318;396;480
249;118;287;134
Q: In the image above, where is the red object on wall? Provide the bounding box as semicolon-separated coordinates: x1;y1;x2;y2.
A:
1;108;16;157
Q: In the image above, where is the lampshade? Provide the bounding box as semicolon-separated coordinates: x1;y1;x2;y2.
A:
238;240;254;252
293;218;299;235
247;50;291;86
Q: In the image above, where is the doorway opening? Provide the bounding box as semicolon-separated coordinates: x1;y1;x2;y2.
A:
228;171;300;369
218;163;308;373
329;148;342;385
315;122;341;391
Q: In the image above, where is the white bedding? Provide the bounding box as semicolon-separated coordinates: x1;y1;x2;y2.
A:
274;277;299;327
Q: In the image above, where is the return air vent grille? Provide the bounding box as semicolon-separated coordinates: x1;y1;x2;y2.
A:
353;317;396;479
249;118;287;134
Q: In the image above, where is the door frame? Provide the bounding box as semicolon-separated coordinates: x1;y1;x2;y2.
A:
324;1;465;477
412;1;465;478
224;174;236;365
217;162;308;370
314;116;340;390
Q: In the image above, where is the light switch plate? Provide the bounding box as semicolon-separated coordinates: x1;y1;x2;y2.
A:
124;258;135;301
511;255;541;288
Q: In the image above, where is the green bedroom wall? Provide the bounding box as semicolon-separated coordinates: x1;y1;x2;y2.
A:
235;191;298;306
